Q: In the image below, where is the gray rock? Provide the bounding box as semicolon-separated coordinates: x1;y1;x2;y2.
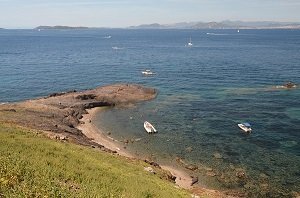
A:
191;176;198;185
185;164;198;171
144;167;156;174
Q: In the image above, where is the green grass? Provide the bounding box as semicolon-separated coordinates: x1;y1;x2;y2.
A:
0;123;189;197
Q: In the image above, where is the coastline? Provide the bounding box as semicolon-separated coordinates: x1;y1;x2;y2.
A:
0;83;240;197
77;107;195;189
76;107;234;198
77;107;134;158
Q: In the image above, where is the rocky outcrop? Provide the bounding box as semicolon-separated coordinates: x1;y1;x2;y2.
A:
0;84;157;147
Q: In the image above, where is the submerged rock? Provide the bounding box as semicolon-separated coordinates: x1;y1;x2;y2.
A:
185;164;198;171
235;170;246;179
206;171;217;177
185;146;193;153
213;152;222;159
284;82;297;89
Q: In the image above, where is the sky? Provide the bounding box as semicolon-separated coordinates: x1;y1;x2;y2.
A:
0;0;300;28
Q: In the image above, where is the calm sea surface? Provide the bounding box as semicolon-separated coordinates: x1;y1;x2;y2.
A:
1;29;299;196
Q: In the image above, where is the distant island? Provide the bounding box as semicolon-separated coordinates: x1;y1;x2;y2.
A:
129;20;300;29
33;21;300;30
35;25;89;30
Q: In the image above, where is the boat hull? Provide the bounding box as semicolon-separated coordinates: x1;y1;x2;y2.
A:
144;121;157;133
238;124;252;133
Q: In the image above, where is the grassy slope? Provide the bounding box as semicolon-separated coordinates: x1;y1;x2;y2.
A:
0;124;190;198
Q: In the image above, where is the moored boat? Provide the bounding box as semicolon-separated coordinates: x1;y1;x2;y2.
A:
142;69;155;75
238;122;252;133
187;37;193;47
144;121;157;133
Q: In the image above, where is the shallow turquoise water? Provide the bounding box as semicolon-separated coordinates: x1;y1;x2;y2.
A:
1;29;299;196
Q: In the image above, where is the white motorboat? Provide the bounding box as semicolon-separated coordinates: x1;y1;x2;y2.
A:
142;70;155;75
144;121;157;133
238;123;252;133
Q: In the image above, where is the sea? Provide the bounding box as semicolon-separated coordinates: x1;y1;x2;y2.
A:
0;29;299;197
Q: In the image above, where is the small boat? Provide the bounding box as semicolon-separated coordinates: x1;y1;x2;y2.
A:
142;69;155;75
238;123;252;133
112;46;123;50
144;121;157;133
187;37;193;47
237;29;240;33
104;35;112;39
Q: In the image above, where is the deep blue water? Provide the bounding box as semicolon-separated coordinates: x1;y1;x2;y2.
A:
1;29;300;196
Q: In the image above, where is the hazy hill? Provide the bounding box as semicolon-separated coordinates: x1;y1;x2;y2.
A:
130;20;300;29
35;26;89;30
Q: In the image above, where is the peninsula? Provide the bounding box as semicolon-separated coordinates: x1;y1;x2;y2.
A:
0;84;156;147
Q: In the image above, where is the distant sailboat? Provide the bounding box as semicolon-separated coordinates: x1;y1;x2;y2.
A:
237;29;240;33
187;37;193;47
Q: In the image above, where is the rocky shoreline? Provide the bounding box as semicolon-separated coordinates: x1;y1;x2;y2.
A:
0;83;240;197
0;84;156;148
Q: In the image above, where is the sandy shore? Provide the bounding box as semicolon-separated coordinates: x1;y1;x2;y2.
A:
77;108;134;158
77;107;195;190
76;108;236;198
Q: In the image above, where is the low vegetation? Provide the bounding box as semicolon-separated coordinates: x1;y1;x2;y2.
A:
0;123;189;197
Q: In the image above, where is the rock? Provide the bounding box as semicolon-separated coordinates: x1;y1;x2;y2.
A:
244;183;255;189
144;159;161;168
164;171;176;182
144;167;156;174
62;115;79;128
0;83;157;158
259;173;269;179
205;167;213;171
67;90;77;93
75;94;97;100
48;92;66;97
236;170;246;179
206;171;217;177
213;152;222;159
260;183;269;190
185;164;198;171
0;109;16;112
191;176;198;185
290;191;300;198
60;136;67;141
284;82;297;88
175;157;187;165
185;146;193;153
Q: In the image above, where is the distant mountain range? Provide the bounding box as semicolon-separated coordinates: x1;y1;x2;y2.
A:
33;21;300;30
129;20;300;29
